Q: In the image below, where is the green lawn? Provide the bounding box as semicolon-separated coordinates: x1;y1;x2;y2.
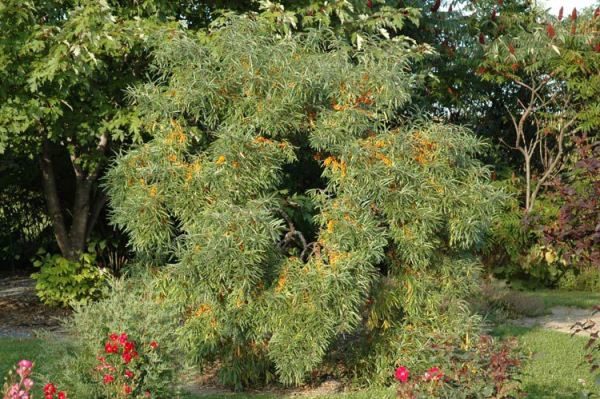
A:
520;289;600;310
182;390;395;399
493;325;599;398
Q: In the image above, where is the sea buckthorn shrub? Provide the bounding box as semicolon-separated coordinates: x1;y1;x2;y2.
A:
52;276;183;399
104;17;504;388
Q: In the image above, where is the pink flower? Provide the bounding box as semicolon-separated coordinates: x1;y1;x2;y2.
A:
394;366;410;383
23;378;34;389
15;360;33;379
7;384;19;396
17;360;33;369
424;366;444;381
119;333;128;344
16;367;31;379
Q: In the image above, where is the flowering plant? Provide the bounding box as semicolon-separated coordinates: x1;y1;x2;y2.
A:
95;332;162;398
395;365;447;398
1;360;66;399
394;335;524;398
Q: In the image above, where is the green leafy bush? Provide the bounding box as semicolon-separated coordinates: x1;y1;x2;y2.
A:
51;276;183;399
558;267;600;292
31;251;107;307
482;176;567;288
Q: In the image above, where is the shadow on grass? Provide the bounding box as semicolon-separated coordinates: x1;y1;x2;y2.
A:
490;324;533;338
523;382;584;399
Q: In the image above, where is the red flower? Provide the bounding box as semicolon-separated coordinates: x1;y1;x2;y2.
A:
145;391;151;398
367;0;373;8
119;333;129;345
105;342;118;354
44;383;57;395
595;7;599;18
508;43;515;54
123;384;133;395
394;366;410;383
124;370;134;379
546;23;556;39
124;342;135;353
122;352;133;364
424;366;444;381
491;9;496;21
558;6;564;20
103;374;115;384
57;392;67;399
109;333;119;342
479;33;485;44
570;7;577;21
431;0;441;13
498;0;503;5
150;341;159;350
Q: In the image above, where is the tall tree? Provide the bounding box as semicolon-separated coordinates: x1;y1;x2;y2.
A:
482;8;600;213
0;0;223;260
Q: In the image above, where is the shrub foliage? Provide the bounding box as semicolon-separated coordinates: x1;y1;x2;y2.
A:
105;18;503;387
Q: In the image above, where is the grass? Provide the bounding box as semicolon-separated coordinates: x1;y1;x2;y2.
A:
1;332;595;399
493;325;599;398
519;289;600;310
182;390;395;399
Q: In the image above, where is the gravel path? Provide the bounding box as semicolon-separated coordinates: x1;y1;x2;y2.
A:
513;306;599;333
0;276;69;338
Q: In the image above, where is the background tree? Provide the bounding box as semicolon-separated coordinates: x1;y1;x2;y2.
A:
0;0;252;262
482;9;600;213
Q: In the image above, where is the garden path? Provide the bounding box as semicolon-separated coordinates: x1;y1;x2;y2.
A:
0;275;69;337
513;306;600;333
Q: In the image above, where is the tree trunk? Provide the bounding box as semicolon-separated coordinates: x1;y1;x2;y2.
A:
39;140;104;261
40;141;74;259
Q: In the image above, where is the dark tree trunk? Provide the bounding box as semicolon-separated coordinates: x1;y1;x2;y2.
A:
39;135;109;261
